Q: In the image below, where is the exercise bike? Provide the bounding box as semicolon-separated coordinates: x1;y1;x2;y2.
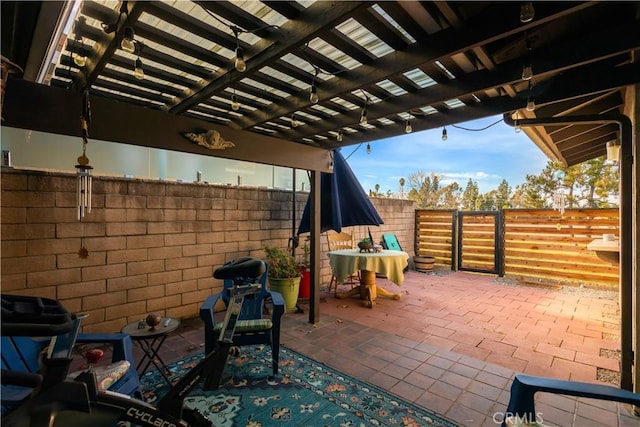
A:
1;257;267;427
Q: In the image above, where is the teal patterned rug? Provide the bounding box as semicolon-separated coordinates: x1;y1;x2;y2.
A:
140;345;458;426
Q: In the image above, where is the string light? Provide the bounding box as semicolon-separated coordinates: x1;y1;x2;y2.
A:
522;36;533;81
72;17;87;67
360;107;368;125
231;91;240;111
133;57;144;80
526;97;536;112
234;47;246;72
101;1;129;34
230;26;247;72
520;2;535;23
405;120;412;133
199;6;279;73
121;26;136;53
73;41;87;67
525;80;535;111
309;68;319;104
441;127;448;141
606;141;620;163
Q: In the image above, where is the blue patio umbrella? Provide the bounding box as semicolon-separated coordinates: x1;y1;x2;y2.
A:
297;149;383;234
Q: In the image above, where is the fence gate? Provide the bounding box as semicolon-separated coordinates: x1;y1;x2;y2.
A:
457;211;503;274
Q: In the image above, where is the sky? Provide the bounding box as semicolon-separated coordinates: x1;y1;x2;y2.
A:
341;114;550;196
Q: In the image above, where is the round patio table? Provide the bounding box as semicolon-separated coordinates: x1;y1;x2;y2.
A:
327;249;409;308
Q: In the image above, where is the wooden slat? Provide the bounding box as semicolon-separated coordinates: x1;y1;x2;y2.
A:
416;208;619;285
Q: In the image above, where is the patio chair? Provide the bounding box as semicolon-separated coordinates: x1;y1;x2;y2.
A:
502;374;640;426
199;263;285;377
1;332;143;413
326;231;359;296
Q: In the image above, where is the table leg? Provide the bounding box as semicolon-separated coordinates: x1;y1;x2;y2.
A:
359;270;376;308
376;285;401;300
136;336;173;385
335;270;401;307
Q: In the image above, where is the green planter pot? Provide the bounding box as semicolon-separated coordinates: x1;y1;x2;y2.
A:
268;276;301;312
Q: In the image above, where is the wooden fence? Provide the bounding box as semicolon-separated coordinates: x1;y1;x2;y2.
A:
415;208;619;287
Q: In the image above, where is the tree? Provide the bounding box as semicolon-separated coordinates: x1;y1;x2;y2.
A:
406;171;461;208
495;179;512;209
461;179;480;210
513;158;618;208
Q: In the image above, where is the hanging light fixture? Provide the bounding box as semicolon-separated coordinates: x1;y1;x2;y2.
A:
360;107;368;125
525;80;535;111
231;26;246;72
526;97;536;112
291;114;298;128
309;84;318;104
234;46;246;72
521;64;533;81
366;143;371;154
309;68;319;104
606;141;621;163
133;57;144;80
337;130;343;142
73;39;87;67
441;127;448;141
101;1;128;34
72;16;87;67
121;26;136;53
360;90;370;125
520;2;535;23
405;120;412;133
230;91;240;111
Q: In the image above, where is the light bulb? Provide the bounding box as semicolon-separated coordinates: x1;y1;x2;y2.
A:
337;131;343;142
515;122;522;133
134;58;144;80
441;127;447;141
521;65;533;81
526;98;535;111
74;52;87;67
121;27;136;53
520;2;535;23
360;109;367;125
606;141;620;162
309;85;318;104
405;120;412;133
231;94;240;111
291;115;298;127
366;143;371;154
234;47;246;72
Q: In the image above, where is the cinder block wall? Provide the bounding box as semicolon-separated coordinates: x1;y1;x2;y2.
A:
1;168;415;332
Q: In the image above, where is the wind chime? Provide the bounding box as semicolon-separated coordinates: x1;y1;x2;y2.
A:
76;90;93;221
552;170;566;215
76;90;93;259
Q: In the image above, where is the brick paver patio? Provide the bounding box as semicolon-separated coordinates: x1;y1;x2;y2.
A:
161;269;637;426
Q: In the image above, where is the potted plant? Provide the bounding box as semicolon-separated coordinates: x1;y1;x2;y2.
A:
264;245;301;312
358;237;373;252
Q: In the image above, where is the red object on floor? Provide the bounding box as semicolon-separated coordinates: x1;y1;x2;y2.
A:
299;270;310;298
